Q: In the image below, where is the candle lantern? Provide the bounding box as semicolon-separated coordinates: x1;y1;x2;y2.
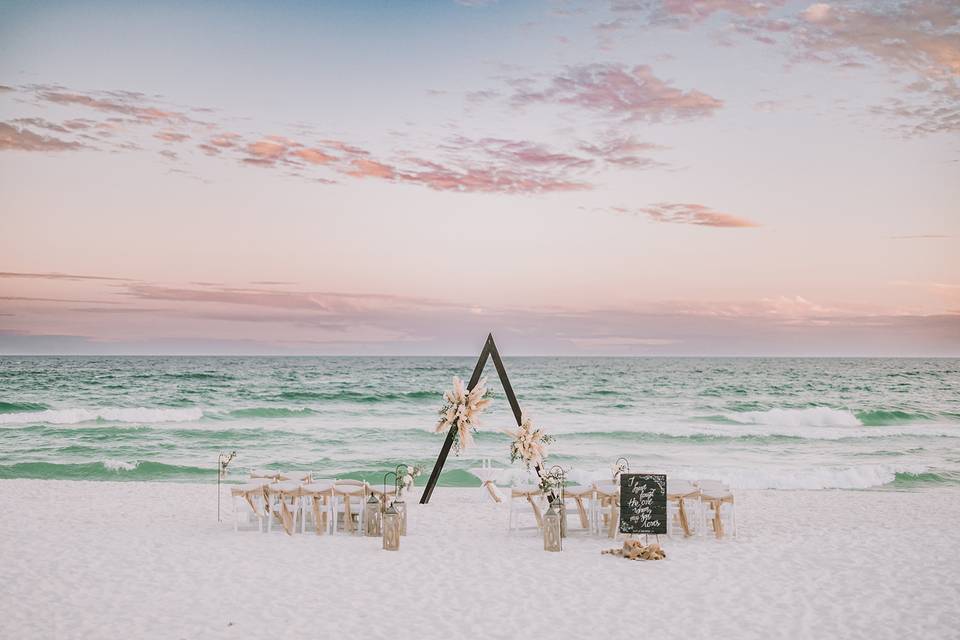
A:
394;464;408;535
613;457;630;483
382;501;401;550
364;493;381;536
548;465;567;539
381;472;401;550
393;499;407;536
543;501;562;552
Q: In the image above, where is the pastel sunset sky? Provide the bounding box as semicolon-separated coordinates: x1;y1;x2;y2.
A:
1;0;957;355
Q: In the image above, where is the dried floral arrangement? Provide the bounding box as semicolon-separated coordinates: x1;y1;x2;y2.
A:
435;376;491;454
505;414;554;470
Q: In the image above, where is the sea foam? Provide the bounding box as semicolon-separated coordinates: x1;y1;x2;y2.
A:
102;460;139;472
727;407;862;428
0;407;204;425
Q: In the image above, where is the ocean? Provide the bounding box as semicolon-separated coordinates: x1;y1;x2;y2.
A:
1;356;958;490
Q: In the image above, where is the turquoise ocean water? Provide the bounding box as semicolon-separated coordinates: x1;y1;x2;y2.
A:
1;356;958;490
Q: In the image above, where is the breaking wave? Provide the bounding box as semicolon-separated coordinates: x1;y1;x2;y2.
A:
0;407;204;426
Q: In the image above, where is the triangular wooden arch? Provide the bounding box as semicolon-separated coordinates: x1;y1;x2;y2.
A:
420;333;524;504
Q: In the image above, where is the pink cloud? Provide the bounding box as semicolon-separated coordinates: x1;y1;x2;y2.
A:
124;283;449;315
870;85;960;135
317;139;369;157
593;17;631;49
781;1;960;135
3;83;633;194
0;122;84;152
290;147;336;165
449;136;594;170
11;117;71;133
620;202;760;228
578;135;668;169
623;1;959;135
5;274;957;355
62;119;97;130
154;131;190;142
198;132;242;155
35;89;196;126
346;158;397;179
511;64;723;123
611;0;782;25
0;270;130;282
789;2;960;79
465;89;500;103
397;161;589;194
244;136;290;165
209;133;241;148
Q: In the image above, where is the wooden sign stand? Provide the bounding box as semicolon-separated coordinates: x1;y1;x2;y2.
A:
420;333;524;505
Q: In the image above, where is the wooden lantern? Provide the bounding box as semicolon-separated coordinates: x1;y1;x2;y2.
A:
393;498;407;536
543;502;562;552
382;502;401;551
364;493;381;536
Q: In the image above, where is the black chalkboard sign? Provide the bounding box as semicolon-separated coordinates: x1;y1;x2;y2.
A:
619;473;667;535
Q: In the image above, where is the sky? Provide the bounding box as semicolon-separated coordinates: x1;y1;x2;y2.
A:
0;0;958;356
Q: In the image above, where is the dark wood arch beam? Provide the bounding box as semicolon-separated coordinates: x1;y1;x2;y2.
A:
420;333;525;504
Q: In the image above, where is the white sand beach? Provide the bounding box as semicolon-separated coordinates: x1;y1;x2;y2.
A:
1;480;958;639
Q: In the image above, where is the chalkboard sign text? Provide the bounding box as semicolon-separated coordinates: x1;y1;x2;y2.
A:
619;473;667;535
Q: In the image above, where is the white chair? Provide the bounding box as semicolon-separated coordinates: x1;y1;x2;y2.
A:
593;480;619;537
300;482;334;534
508;484;543;532
250;469;282;481
331;480;367;535
697;479;736;539
266;481;304;534
279;471;313;483
231;481;269;532
666;479;700;538
561;485;595;533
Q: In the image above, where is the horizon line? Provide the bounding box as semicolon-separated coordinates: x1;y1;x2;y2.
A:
1;353;958;359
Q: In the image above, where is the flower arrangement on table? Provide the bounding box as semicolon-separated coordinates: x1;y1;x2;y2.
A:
538;471;564;502
435;376;491;454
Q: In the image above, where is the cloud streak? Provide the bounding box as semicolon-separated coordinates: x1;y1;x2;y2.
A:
611;0;783;26
511;63;723;123
1;84;605;194
0;122;85;152
3;282;956;355
0;271;131;282
614;202;760;228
